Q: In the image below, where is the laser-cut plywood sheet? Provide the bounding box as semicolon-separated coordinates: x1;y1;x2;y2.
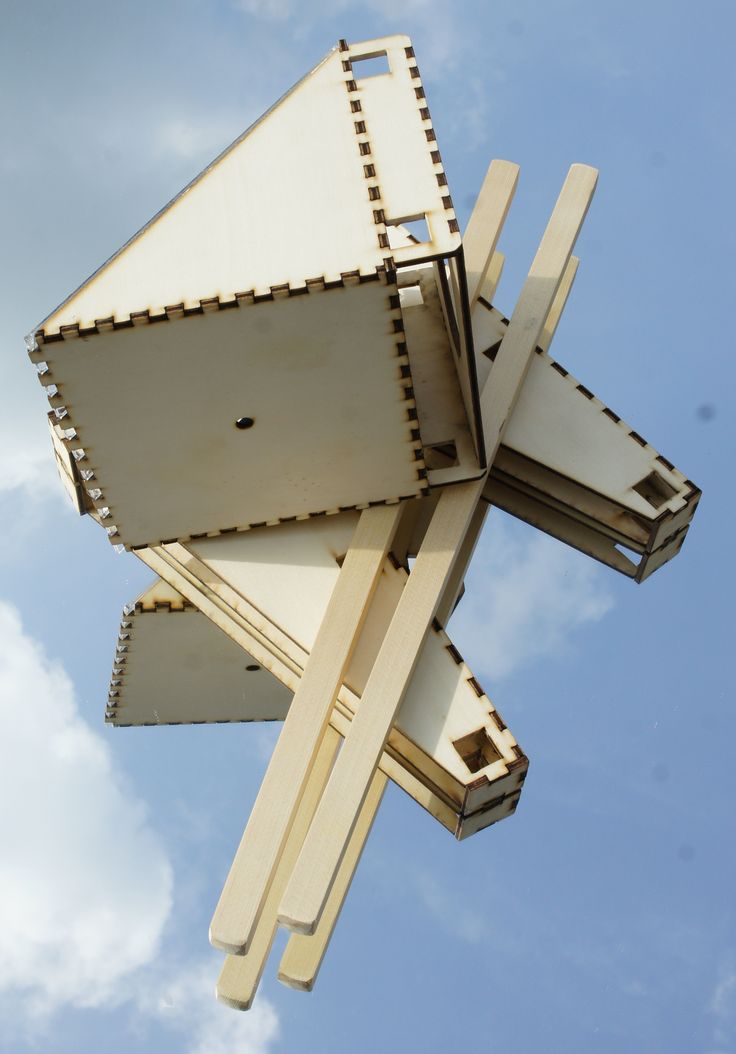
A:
39;281;427;547
472;300;699;574
36;35;459;337
112;511;526;827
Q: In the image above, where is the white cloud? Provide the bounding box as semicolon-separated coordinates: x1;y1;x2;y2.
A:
708;960;736;1053
413;873;489;945
234;0;298;20
138;960;280;1054
450;512;614;680
0;435;59;499
0;601;173;1017
154;117;244;164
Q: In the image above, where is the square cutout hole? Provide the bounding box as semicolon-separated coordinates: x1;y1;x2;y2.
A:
452;728;502;774
387;213;430;246
632;470;678;510
423;440;458;470
399;283;424;309
352;52;390;78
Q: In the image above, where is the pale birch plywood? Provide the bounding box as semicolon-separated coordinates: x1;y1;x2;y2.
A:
278;770;387;992
107;604;291;727
462;160;519;308
184;511;522;802
398;264;479;477
278;477;488;935
478;164;598;463
36;36;459;336
277;164;597;935
117;515;525;828
47;412;90;516
38;280;425;548
342;36;460;268
425;160;520;484
472;298;700;575
217;726;342;1011
210;504;403;955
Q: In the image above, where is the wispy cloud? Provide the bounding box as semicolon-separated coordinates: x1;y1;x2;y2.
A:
231;0;460;65
708;958;736;1053
0;600;281;1050
451;512;614;681
0;601;173;1018
413;872;489;945
136;959;279;1054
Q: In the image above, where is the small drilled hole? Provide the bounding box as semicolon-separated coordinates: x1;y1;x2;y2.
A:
235;417;255;430
245;664;260;672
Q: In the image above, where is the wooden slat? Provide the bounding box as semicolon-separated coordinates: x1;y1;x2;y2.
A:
277;476;486;934
479;165;597;459
481;250;505;304
538;255;579;352
463;160;519;308
278;769;387;992
277;163;598;936
209;502;403;954
434;500;488;627
216;726;341;1010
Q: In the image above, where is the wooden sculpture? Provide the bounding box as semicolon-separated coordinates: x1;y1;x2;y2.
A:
29;34;700;1009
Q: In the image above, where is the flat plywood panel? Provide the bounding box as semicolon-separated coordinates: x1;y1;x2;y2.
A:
112;514;524;804
37;36;459;337
399;264;478;475
42;281;425;547
473;299;699;564
111;605;291;726
350;37;460;265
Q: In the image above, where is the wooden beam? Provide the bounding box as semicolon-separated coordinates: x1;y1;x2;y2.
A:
463;160;519;308
479;165;597;460
209;502;403;955
434;499;488;627
277;163;598;936
278;770;387;993
538;255;579;352
277;476;486;935
216;726;342;1010
482;250;505;304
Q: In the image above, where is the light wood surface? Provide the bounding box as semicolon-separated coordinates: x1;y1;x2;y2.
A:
434;500;488;627
277;476;486;934
39;280;425;548
278;769;387;992
462;160;519;308
37;35;458;336
216;725;341;1010
277;163;598;936
209;503;402;955
539;255;579;350
479;164;598;460
117;545;525;831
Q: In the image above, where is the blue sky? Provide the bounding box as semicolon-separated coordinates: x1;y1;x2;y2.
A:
1;2;733;1052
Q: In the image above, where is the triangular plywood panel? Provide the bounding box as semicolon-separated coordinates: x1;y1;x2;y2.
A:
115;512;527;833
109;579;291;726
473;300;700;577
36;35;460;337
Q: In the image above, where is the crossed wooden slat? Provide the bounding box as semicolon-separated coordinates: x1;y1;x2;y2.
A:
204;161;596;1001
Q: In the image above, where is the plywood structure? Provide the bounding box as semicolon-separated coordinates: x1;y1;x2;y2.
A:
36;38;459;334
109;517;527;837
473;301;700;580
28;35;486;549
29;30;701;1012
